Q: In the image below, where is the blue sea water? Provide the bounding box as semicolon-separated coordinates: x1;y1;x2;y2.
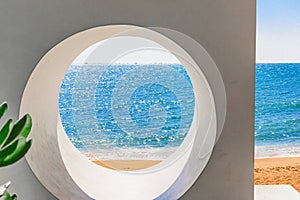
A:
255;63;300;157
59;63;299;159
59;64;194;160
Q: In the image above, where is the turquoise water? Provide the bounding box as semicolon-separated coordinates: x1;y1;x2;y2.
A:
255;63;300;157
59;64;194;160
59;63;300;159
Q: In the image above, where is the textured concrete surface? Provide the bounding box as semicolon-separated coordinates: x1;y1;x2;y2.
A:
255;185;300;200
0;0;255;199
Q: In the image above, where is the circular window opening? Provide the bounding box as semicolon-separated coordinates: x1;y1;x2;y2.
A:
58;36;195;171
21;25;225;199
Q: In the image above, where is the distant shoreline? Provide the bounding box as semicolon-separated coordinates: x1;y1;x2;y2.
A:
70;63;184;66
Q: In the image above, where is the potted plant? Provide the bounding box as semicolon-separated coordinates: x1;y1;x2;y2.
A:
0;102;32;200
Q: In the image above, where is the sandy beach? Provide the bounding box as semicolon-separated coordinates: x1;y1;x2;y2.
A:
93;160;161;171
254;157;300;192
93;157;300;192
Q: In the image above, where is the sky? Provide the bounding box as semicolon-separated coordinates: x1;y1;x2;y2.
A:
256;0;300;63
73;3;300;64
72;36;180;65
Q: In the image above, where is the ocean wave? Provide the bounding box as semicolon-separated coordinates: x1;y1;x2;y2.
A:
255;143;300;158
255;63;300;153
59;64;194;159
80;146;180;160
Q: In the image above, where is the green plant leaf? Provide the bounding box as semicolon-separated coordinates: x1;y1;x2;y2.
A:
0;192;17;200
0;102;32;169
3;114;32;147
11;194;17;200
0;119;13;149
4;139;32;166
0;139;19;160
0;191;11;200
0;137;32;167
0;102;8;119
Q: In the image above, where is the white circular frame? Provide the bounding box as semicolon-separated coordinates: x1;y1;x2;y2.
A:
20;25;226;200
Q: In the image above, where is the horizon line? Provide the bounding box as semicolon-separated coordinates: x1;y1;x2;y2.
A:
256;62;300;64
71;62;183;65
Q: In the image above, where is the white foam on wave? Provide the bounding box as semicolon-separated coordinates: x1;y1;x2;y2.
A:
80;147;179;161
255;143;300;158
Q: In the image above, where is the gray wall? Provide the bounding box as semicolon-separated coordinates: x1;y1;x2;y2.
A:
0;0;255;199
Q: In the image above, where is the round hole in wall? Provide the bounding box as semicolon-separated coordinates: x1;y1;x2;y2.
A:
20;25;226;200
58;36;195;171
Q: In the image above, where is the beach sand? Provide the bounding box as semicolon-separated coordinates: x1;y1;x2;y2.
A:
255;157;300;192
92;157;300;192
93;160;161;171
